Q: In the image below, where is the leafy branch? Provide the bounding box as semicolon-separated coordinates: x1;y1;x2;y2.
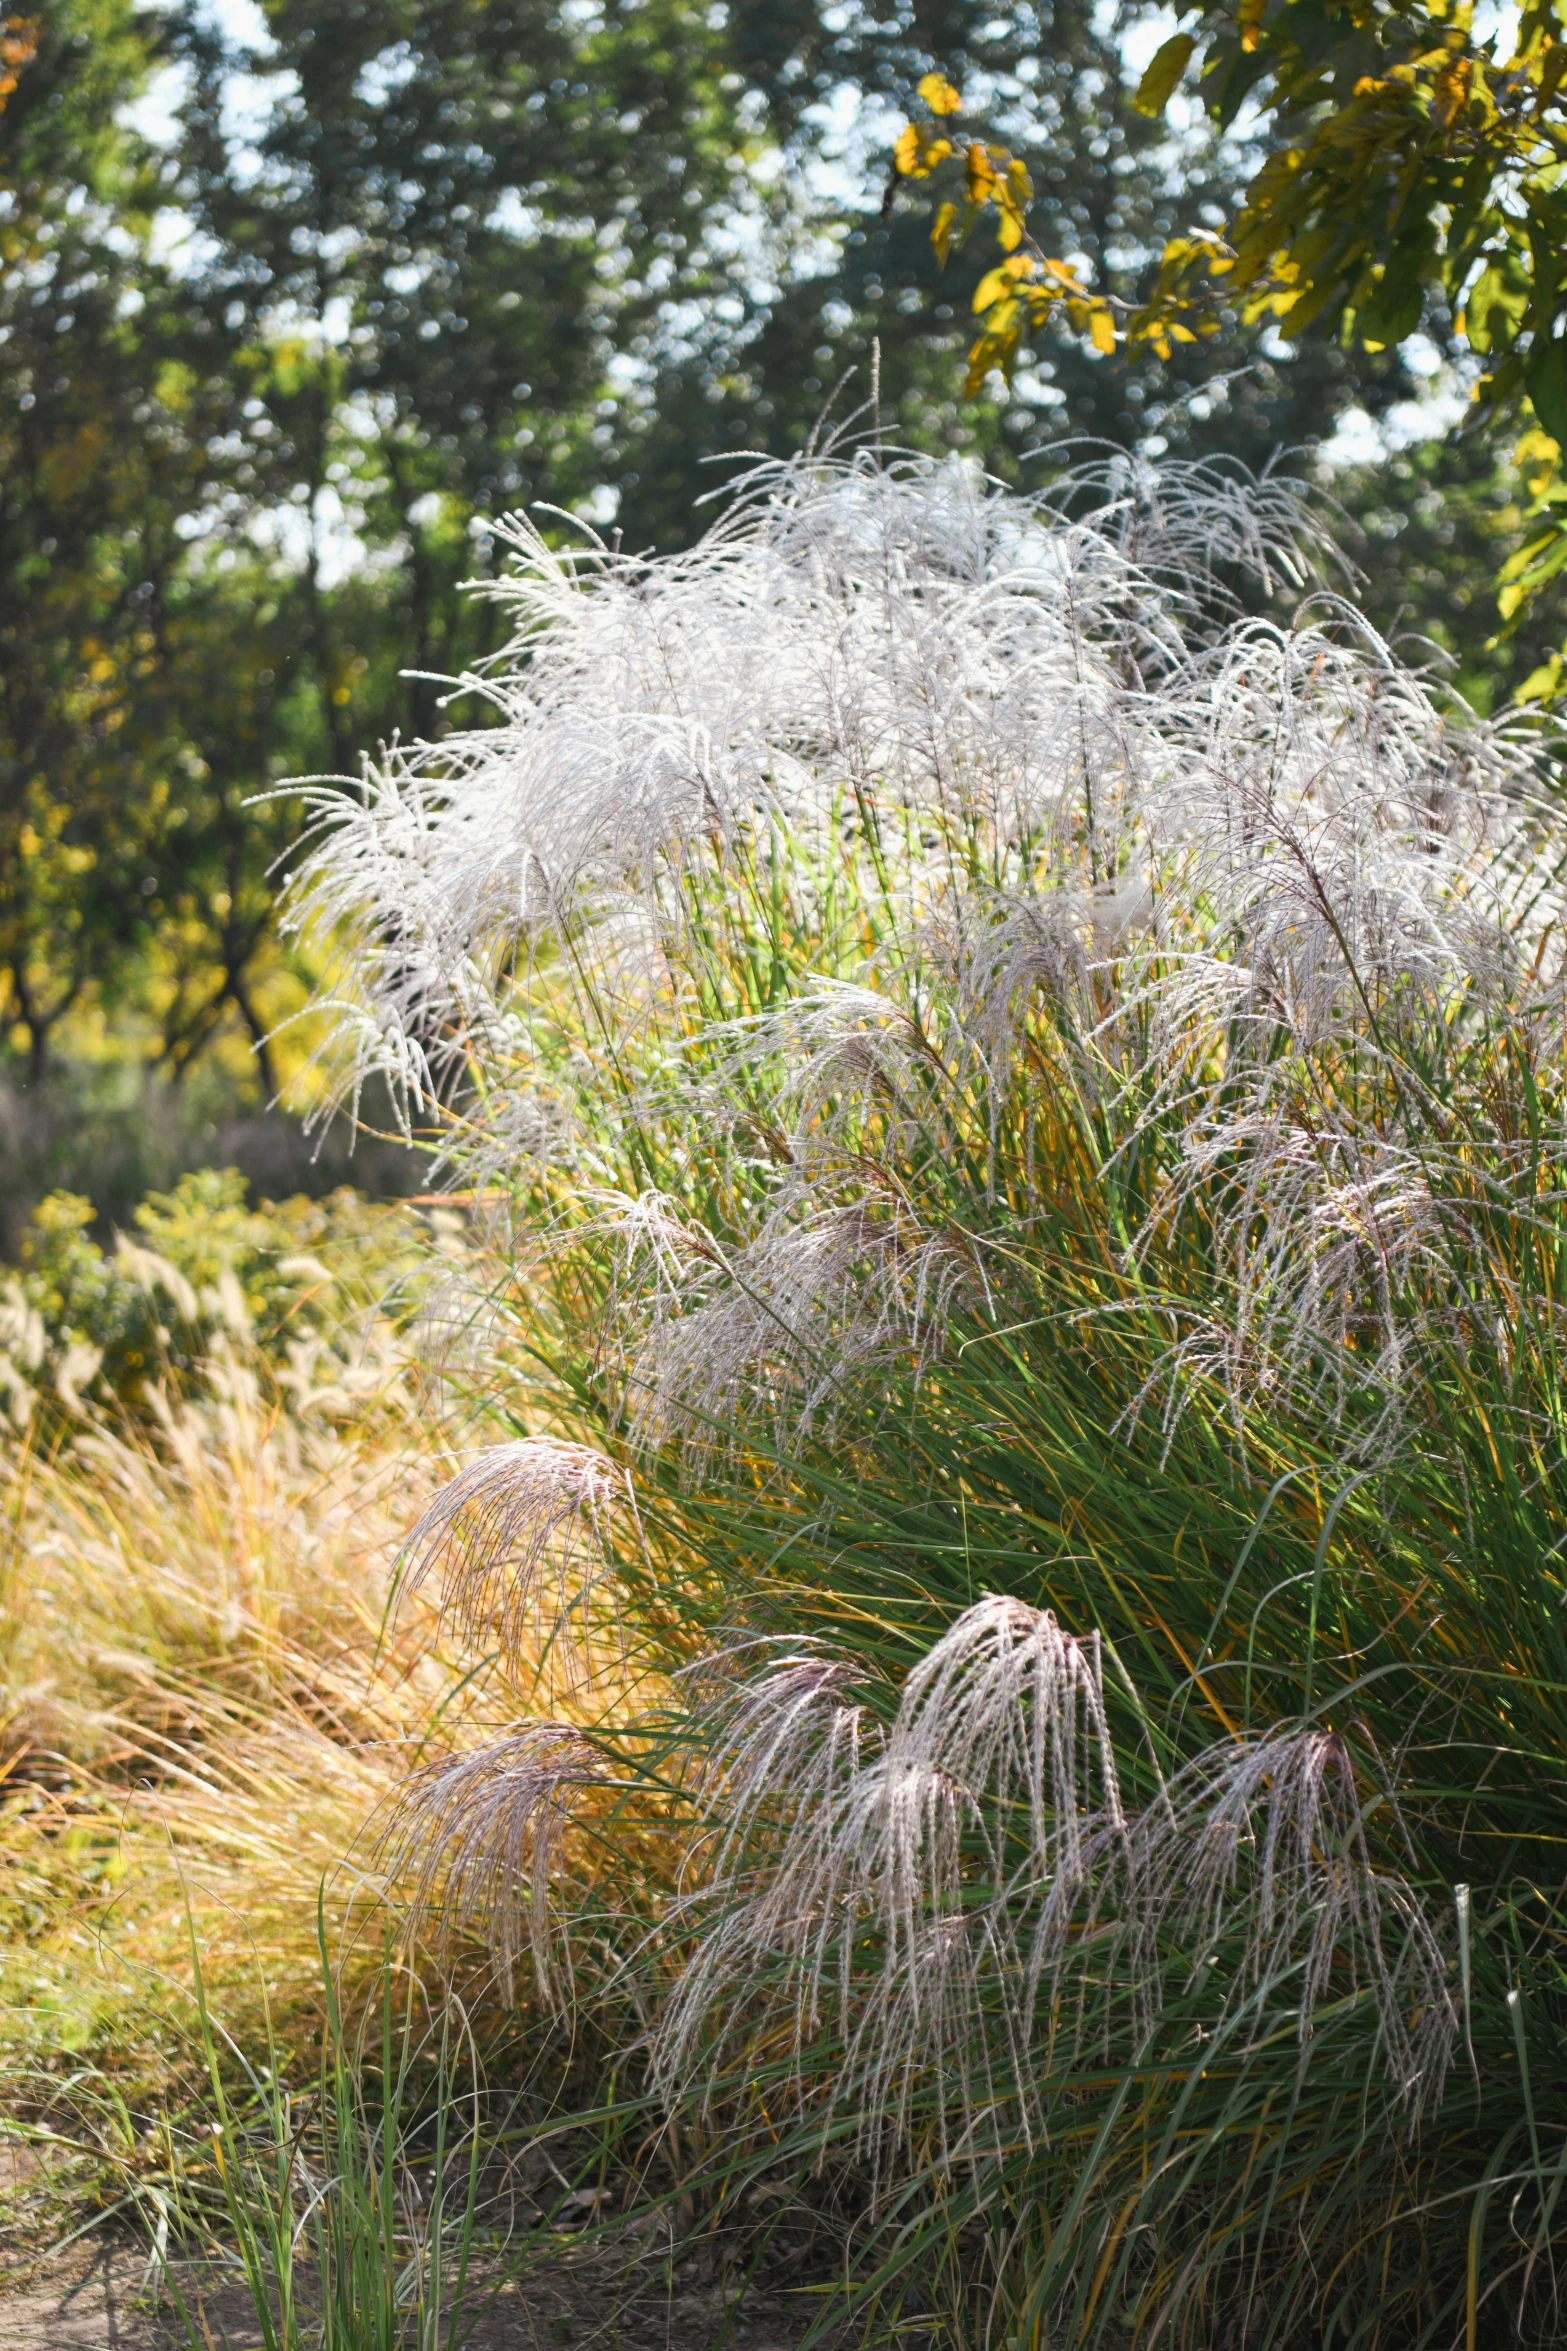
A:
890;2;1567;667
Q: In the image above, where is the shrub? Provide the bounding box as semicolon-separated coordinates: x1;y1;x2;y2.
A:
0;1171;429;1433
291;448;1567;2346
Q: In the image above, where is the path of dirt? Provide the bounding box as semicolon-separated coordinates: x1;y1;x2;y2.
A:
0;2238;845;2349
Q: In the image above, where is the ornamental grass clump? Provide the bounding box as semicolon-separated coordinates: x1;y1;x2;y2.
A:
291;445;1567;2346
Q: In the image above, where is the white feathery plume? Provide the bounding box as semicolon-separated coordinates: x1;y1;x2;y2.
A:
1038;443;1341;609
657;1599;1456;2162
285;445;1561;1444
1125;1728;1457;2103
397;1438;633;1687
593;1176;984;1463
281;451;1172;1116
375;1723;606;2005
657;1598;1126;2158
294;448;1502;2253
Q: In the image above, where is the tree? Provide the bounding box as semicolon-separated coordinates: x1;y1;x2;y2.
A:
614;0;1427;556
170;0;762;743
0;0;260;1082
887;1;1567;674
2;0;1528;1219
0;0;776;1124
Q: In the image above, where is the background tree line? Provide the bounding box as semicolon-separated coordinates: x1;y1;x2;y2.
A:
3;0;1557;1245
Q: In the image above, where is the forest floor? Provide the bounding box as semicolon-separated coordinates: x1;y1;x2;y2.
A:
0;2235;848;2348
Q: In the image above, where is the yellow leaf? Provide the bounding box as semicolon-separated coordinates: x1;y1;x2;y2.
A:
1239;0;1265;49
963;321;1018;396
1133;32;1196;116
1518;653;1565;703
966;141;999;200
1467;59;1498;121
998;206;1024;251
895;125;951;177
1007;156;1033;205
931;199;958;263
1498;529;1557;585
1516;425;1560;497
918;71;962;115
973;256;1032;312
1088;305;1117;353
1433;46;1470;110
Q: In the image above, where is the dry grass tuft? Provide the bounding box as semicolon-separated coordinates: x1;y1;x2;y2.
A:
0;1329;627;2217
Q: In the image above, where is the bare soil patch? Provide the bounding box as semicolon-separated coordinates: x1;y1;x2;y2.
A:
0;2237;848;2349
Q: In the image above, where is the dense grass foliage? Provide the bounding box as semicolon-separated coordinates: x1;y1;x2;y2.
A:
0;1185;600;2249
285;448;1567;2347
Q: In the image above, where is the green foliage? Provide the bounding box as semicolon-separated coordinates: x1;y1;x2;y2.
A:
1;0;1537;1189
0;0;776;1111
887;0;1567;678
1138;0;1567;382
1332;429;1567;707
0;1171;426;1431
0;0;259;1081
157;1920;491;2351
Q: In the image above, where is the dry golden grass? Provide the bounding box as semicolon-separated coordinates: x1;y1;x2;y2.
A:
0;1336;517;2150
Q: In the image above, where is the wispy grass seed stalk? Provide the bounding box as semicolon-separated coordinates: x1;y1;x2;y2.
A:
294;447;1567;2346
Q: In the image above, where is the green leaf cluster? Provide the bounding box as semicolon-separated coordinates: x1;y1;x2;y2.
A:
0;1170;425;1431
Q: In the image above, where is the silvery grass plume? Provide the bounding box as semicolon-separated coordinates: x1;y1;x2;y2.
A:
654;1599;1455;2171
285;446;1562;1458
586;1165;987;1465
366;1547;1456;2175
1037;443;1339;609
375;1723;607;2006
394;1436;635;1693
283;446;1316;1117
289;450;1557;2335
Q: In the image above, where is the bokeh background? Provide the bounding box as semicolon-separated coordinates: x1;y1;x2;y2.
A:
6;0;1558;1250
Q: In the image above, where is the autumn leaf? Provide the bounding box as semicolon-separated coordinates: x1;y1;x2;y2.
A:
894;124;953;179
0;14;39;115
918;72;962;115
1133;33;1196;117
966;143;1000;202
973;256;1034;313
1433;53;1471;127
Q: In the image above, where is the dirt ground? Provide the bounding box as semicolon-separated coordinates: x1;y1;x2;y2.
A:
0;2235;851;2349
